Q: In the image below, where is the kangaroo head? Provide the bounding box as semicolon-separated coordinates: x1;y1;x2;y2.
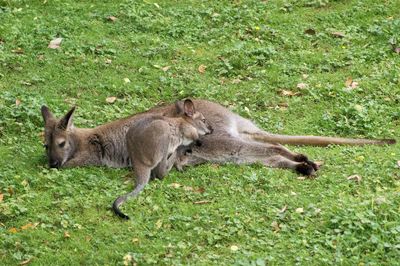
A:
178;99;213;137
41;106;77;168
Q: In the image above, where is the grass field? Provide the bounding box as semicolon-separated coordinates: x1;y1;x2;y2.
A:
1;0;400;265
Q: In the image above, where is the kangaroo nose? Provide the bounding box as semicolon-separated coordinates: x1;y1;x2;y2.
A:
208;126;213;134
49;160;60;168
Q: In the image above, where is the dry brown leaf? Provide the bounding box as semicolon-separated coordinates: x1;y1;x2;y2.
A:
304;28;316;35
21;223;35;230
106;96;117;104
0;193;3;202
19;258;33;265
347;174;362;182
198;64;206;74
161;66;171;72
193;200;211;205
345;77;353;87
279;90;299;97
331;31;345;38
296;82;308;89
64;231;70;238
48;38;63;49
195;187;205;193
107;16;117;22
8;227;18;233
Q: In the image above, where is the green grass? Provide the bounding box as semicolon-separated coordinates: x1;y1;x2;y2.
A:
1;0;400;264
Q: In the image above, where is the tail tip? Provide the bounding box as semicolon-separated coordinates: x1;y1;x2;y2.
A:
112;201;130;220
383;139;396;145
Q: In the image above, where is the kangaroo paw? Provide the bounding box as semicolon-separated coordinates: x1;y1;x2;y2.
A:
294;154;319;171
295;162;316;176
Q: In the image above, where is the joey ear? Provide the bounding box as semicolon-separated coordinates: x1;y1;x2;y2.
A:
174;100;185;115
183;99;195;117
41;105;55;124
58;106;76;130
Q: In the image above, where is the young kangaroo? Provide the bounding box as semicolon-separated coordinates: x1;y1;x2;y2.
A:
112;99;212;219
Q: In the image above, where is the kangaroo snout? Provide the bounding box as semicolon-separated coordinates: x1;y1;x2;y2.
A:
49;160;61;168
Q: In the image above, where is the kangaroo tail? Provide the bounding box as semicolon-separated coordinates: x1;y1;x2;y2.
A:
112;196;130;220
251;133;396;146
112;183;147;220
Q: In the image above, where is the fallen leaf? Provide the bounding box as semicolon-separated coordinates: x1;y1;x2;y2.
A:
278;205;287;213
0;193;3;202
8;227;18;233
15;99;22;106
345;77;353;87
347;174;362;182
8;186;14;196
106;96;117;103
397;160;400;168
198;64;206;74
64;231;70;238
271;221;280;232
297;176;306;180
170;183;181;188
195;187;205;193
19;258;33;265
123;78;131;83
304;28;316;35
230;245;239;252
296;82;308;89
375;196;386;205
302;74;309;79
21;223;35;230
161;66;171;72
12;48;24;54
231;78;241;84
105;59;112;64
155;219;162;229
37;54;45;61
331;31;345;38
123;254;133;266
193;200;211;205
132;238;139;243
295;207;304;213
107;16;117;22
279;90;300;97
48;38;62;49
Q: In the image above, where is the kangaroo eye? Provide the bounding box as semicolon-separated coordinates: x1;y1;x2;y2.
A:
58;141;66;148
202;118;206;123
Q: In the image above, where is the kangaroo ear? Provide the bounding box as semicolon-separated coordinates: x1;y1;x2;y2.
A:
183;99;195;117
41;105;55;124
58;106;76;130
174;100;185;115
